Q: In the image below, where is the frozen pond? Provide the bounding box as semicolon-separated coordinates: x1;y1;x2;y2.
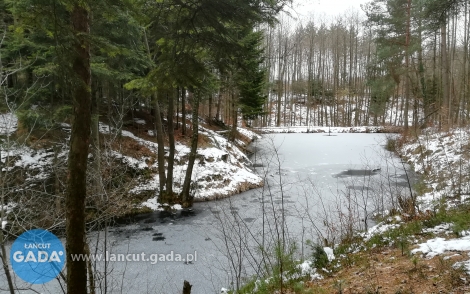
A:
3;133;413;294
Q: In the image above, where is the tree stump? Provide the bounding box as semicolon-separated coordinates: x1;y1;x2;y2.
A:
182;280;192;294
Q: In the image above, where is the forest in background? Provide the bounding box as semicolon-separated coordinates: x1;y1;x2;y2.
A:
260;0;470;130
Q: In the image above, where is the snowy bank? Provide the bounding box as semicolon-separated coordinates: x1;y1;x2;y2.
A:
98;122;263;207
400;128;470;210
258;125;401;134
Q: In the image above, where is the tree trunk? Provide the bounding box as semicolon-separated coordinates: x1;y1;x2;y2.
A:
0;230;15;294
182;280;192;294
166;88;176;196
91;83;102;201
230;90;238;142
404;0;411;132
153;94;167;201
441;21;450;128
216;93;222;121
208;92;213;124
182;90;199;208
66;4;91;294
181;87;187;136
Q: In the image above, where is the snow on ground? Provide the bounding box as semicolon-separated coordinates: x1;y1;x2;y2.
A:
141;198;183;211
422;223;453;235
323;247;335;261
411;235;470;259
410;224;470;275
297;260;323;280
1;145;65;181
237;127;262;140
454;257;470;273
400;128;470;211
361;221;402;241
0;113;18;135
133;118;146;125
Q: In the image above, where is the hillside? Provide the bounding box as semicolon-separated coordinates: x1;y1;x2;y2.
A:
0;112;262;232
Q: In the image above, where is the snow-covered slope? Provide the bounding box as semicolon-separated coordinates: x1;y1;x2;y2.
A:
1;113;263;217
400;128;470;210
105;123;264;205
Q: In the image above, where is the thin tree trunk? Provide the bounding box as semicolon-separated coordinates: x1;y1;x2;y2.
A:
231;90;238;141
404;0;411;131
441;21;450;128
208;92;213;124
182;90;199;208
182;87;187;136
165;88;176;196
0;230;14;294
216;93;222;121
154;94;167;201
91;84;102;201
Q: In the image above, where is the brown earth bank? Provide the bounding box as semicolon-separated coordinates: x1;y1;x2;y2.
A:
303;247;470;294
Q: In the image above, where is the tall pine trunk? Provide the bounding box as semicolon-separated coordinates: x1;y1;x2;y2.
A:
67;4;91;294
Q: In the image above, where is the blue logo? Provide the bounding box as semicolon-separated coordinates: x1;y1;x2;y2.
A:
10;229;65;284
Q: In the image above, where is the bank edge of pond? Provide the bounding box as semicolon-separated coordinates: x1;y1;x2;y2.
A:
258;125;403;134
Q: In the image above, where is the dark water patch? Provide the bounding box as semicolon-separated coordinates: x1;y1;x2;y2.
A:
113;212;155;226
157;210;176;219
333;169;381;178
152;232;163;237
141;226;153;231
180;209;195;217
152;236;165;241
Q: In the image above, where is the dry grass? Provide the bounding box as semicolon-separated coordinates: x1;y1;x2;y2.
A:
107;135;154;159
305;247;470;294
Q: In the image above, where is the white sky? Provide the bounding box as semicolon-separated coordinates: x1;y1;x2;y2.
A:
290;0;369;20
